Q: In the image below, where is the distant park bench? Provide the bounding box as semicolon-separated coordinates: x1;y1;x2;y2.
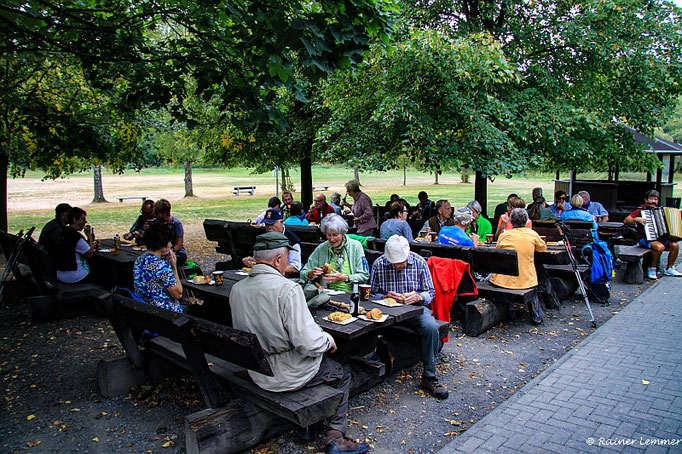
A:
232;186;256;196
311;185;329;191
116;196;147;203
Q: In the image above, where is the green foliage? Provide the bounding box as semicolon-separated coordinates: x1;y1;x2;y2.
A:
318;29;523;177
660;96;682;143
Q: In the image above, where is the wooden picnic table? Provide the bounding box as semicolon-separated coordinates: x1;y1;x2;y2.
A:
184;275;423;341
90;239;146;289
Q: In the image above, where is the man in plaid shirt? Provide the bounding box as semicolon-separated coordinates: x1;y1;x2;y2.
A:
369;235;448;399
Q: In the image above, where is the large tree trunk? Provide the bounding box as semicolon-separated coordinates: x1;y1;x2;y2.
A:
92;164;107;203
474;171;488;217
184;161;195;197
0;153;7;232
434;171;439;185
300;147;313;208
354;166;360;183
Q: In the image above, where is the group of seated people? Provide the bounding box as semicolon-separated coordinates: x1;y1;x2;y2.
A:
39;198;187;289
254;191;343;227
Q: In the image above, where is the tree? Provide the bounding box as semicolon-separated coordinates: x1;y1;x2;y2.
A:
0;0;395;229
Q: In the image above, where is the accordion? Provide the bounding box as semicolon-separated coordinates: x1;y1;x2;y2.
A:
642;207;682;242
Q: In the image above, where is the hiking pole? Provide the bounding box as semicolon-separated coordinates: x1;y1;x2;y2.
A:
0;227;35;300
555;221;597;328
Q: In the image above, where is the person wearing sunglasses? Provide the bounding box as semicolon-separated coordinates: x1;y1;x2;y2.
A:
549;190;571;217
380;201;414;241
123;199;155;244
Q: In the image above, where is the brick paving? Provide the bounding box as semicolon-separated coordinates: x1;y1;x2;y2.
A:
438;277;682;454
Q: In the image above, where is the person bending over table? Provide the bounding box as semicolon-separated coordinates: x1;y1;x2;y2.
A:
230;232;370;454
465;200;492;239
380;201;414;242
623;189;681;279
438;207;478;246
154;198;187;266
369;235;447;400
243;209;302;277
133;223;184;313
494;196;531;240
123;199;155;243
302;214;369;292
343;179;376;236
490;208;547;289
55;207;97;284
560;194;598;230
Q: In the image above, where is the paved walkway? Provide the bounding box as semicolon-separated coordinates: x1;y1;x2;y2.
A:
438;277;682;454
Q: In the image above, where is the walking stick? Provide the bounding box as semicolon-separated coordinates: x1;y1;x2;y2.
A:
555;221;597;328
0;227;35;300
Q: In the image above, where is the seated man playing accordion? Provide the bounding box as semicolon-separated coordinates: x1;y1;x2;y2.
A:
624;190;681;280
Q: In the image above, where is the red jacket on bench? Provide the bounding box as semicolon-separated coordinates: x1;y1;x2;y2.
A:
427;256;478;342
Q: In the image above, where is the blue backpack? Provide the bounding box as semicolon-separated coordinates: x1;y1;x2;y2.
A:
581;231;613;303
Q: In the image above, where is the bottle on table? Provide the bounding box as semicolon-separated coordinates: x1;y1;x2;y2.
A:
114;234;121;254
350;282;360;317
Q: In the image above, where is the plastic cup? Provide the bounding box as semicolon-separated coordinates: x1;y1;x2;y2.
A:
486;234;494;244
212;271;224;286
358;284;371;301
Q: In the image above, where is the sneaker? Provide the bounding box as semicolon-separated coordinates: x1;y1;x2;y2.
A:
664;266;682;277
325;430;370;454
420;376;449;400
647;267;658;280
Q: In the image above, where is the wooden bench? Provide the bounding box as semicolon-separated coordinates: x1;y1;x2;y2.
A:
311;185;329;191
543;264;589;301
232;186;256;196
618;245;652;284
19;240;107;323
116;196;147;203
533;220;594;248
99;293;344;454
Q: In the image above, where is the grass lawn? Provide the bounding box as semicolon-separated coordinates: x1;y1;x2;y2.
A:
8;165;679;238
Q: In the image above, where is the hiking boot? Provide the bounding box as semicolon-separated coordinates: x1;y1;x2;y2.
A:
664;266;682;277
420;376;449;400
325;430;370;454
647;267;658;280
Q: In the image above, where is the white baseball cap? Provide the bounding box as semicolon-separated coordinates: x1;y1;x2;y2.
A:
385;235;410;263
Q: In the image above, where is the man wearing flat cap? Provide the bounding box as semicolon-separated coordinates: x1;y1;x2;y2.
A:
369;235;447;400
230;232;369;454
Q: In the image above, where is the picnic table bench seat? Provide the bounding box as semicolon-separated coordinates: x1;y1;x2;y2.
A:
232;186;256;196
18;239;107;323
618;245;652;284
99;293;344;454
311;185;329;191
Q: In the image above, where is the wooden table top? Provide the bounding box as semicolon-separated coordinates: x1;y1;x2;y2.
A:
93;239;146;264
185;276;424;341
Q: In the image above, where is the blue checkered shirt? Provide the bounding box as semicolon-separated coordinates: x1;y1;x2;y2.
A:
369;252;435;305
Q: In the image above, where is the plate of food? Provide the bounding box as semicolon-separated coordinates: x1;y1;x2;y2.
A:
132;246;147;251
373;297;403;307
323;311;356;325
188;275;214;285
358;308;388;323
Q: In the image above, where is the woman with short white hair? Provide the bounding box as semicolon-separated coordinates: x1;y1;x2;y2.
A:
301;214;369;291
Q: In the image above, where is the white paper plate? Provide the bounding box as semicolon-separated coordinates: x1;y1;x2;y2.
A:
187;279;215;285
373;299;402;307
358;313;389;323
323;289;346;295
322;315;356;325
97;249;111;253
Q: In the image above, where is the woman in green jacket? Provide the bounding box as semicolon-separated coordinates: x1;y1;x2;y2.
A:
301;214;369;292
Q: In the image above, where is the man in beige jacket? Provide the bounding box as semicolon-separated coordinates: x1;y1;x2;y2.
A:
229;232;370;454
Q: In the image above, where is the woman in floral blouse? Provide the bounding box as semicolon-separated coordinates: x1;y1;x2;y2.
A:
133;223;183;312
